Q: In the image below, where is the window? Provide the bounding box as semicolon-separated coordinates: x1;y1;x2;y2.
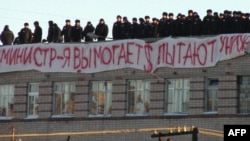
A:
0;85;14;118
238;76;250;113
127;80;150;115
53;82;75;116
205;78;218;112
165;79;190;114
90;81;112;116
27;83;39;118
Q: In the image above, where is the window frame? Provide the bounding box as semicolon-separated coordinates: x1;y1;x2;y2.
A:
126;80;150;116
88;81;112;117
0;84;14;120
52;82;75;118
204;77;219;114
164;78;190;116
26;83;39;119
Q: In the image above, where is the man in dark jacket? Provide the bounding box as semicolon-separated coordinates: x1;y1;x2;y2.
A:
129;17;140;39
202;9;214;35
83;21;95;42
158;12;168;37
150;18;159;37
0;25;14;45
137;18;145;39
19;22;32;44
61;19;72;43
71;19;83;42
122;16;131;39
112;15;123;40
143;15;152;38
47;20;54;42
53;23;62;43
95;18;109;41
32;21;42;43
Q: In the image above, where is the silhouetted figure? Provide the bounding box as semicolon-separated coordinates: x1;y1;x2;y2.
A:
95;18;109;41
1;25;14;45
32;21;42;43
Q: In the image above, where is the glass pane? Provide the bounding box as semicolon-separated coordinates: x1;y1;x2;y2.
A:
55;84;62;92
98;82;105;91
167;80;174;88
105;90;112;115
0;95;7;116
207;90;218;111
129;80;136;91
91;91;98;115
29;84;39;92
136;80;143;90
97;92;105;114
145;81;150;90
184;79;190;88
92;82;98;91
175;79;182;89
107;82;112;91
70;83;75;92
63;93;74;114
144;90;150;113
128;91;135;114
55;93;62;114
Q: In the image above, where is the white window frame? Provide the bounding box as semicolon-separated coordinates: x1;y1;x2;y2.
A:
89;81;112;117
126;80;150;116
0;84;14;120
164;78;190;115
204;78;218;113
26;83;39;119
52;82;75;118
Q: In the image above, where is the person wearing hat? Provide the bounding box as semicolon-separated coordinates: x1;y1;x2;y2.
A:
122;16;131;39
61;19;73;43
230;11;244;33
158;12;168;37
129;17;140;39
0;25;14;45
143;15;151;38
83;21;95;42
150;18;159;37
137;17;145;39
32;21;42;43
202;9;214;35
18;22;32;44
174;14;187;37
165;12;175;37
185;9;195;36
112;15;123;40
95;18;109;41
71;19;83;42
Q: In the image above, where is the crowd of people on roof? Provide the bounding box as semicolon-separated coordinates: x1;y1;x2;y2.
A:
1;9;250;46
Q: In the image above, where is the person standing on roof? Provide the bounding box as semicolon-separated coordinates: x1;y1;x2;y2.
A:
112;15;123;40
95;18;109;41
32;21;42;43
71;19;83;42
19;22;32;44
61;19;72;43
0;25;14;45
83;21;95;42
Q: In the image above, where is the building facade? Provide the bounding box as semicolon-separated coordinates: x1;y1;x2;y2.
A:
0;34;250;141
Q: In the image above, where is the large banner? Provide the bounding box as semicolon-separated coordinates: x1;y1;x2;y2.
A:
0;33;249;73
